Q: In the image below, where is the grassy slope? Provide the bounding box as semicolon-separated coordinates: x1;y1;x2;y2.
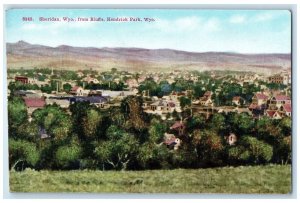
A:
9;165;291;193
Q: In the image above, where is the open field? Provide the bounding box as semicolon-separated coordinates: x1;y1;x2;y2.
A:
9;165;291;193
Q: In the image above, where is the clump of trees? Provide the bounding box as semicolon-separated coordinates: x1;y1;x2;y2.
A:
8;95;292;171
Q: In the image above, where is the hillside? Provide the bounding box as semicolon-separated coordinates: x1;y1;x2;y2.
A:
6;41;291;74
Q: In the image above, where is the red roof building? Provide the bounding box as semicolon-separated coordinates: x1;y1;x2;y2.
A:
170;121;186;136
24;98;46;108
15;76;28;84
265;110;282;119
170;121;185;130
204;91;212;98
282;103;292;113
274;95;291;101
255;93;268;100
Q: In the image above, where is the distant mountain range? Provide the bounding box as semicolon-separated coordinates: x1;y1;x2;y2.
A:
6;41;291;74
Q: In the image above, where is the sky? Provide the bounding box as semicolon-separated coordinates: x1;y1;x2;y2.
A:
5;9;291;54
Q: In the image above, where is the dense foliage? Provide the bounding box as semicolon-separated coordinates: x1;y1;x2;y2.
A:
8;93;292;171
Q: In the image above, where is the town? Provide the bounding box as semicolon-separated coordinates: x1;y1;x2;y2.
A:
8;67;292;171
8;67;292;121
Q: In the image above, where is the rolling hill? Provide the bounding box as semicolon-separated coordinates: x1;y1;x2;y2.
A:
6;41;291;74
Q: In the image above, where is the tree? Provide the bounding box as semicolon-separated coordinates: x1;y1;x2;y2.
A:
186;114;206;132
83;109;102;139
172;110;180;121
69;101;91;140
8;97;28;134
137;143;172;169
274;135;291;164
239;136;273;164
111;68;118;73
208;113;226;133
41;84;53;94
94;125;139;170
255;116;282;144
138;79;159;97
9;138;40;170
279;117;292;136
63;83;72;92
192;130;224;167
16;121;39;142
179;96;191;109
121;96;147;132
32;105;72;141
193;83;205;98
227;113;254;135
55;142;82;169
148;118;166;143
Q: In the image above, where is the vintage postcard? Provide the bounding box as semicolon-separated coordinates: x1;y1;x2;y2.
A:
6;8;292;193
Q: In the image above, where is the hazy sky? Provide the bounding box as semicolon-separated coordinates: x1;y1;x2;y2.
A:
6;9;291;53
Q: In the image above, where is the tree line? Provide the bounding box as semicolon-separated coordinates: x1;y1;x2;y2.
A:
8;95;291;171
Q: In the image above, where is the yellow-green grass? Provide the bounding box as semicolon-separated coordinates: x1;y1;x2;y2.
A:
9;165;291;193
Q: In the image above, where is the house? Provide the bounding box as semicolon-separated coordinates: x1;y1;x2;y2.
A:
269;75;282;84
39;127;50;139
251;93;269;106
88;90;102;97
28;77;38;84
163;133;181;150
232;96;242;106
198;91;214;107
164;137;181;150
199;96;213;107
279;103;292;117
15;76;28;84
23;90;43;98
144;97;182;119
24;97;46;117
148;100;177;115
170;91;186;101
249;93;269;117
170;121;185;136
83;76;99;84
46;97;70;109
265;110;282;119
70;86;84;96
268;95;291;110
203;91;212;98
249;93;268;112
268;73;290;85
99;90;136;100
70;96;109;109
77;71;84;78
225;133;237;146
